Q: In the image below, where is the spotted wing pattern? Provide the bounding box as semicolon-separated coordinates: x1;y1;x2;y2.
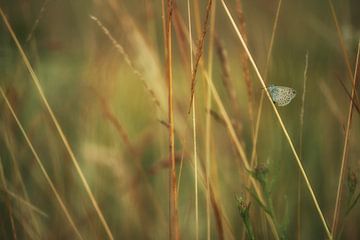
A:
267;85;296;106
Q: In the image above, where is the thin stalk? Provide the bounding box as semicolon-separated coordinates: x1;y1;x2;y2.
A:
164;0;179;239
188;0;213;113
220;1;332;239
187;0;199;238
331;40;360;238
297;52;309;240
205;2;217;240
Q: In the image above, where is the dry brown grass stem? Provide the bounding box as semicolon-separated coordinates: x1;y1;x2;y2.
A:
90;15;161;111
188;0;213;113
220;1;332;238
331;40;360;238
163;0;179;239
0;9;113;240
0;88;83;240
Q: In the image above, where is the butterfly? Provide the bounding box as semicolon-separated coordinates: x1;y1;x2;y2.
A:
267;84;296;106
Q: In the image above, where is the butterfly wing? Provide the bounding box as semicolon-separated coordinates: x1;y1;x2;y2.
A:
268;86;296;106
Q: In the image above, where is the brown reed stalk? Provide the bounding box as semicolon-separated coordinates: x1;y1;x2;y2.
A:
331;40;360;238
188;0;213;113
0;8;113;240
220;1;332;238
163;0;179;239
0;88;84;240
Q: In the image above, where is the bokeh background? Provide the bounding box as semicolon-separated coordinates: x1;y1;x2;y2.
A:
0;0;359;239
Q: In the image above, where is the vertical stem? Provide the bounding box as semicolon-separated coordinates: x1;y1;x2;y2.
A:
297;52;309;240
187;0;199;238
164;0;179;239
206;2;217;240
331;40;360;238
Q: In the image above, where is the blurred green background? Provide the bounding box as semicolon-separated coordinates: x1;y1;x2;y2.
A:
0;0;359;239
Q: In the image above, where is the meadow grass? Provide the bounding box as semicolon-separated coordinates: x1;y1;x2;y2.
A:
1;0;360;239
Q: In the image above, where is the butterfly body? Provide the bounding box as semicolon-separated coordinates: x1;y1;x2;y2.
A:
267;84;296;106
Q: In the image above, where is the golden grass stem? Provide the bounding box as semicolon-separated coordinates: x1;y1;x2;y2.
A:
220;1;332;239
164;0;179;239
205;2;217;240
192;99;199;240
0;8;113;240
331;40;360;238
187;0;199;239
0;88;83;240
